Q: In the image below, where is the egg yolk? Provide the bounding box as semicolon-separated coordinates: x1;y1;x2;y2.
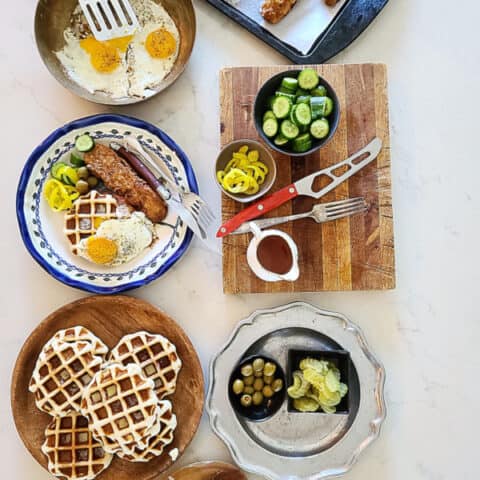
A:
86;236;118;264
80;35;133;73
145;29;177;59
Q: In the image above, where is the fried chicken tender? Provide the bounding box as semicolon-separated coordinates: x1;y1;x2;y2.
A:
84;144;168;223
261;0;297;24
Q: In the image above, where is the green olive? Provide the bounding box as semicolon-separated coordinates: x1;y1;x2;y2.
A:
253;378;264;391
232;379;244;395
272;378;284;392
254;370;263;377
244;375;254;386
264;362;277;377
252;392;264;406
244;386;254;395
241;364;253;377
263;386;274;398
240;394;252;407
263;375;273;385
77;166;89;179
75;180;89;195
253;358;265;372
87;176;99;188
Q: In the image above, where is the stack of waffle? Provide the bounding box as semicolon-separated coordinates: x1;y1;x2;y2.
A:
29;327;182;480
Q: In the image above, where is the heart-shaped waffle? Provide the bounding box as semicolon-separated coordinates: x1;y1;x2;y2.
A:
117;399;177;462
42;413;113;480
109;332;182;399
29;340;104;416
80;363;160;455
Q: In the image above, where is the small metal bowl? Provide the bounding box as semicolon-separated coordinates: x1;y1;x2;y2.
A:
229;355;286;422
214;139;276;204
34;0;196;105
254;70;340;157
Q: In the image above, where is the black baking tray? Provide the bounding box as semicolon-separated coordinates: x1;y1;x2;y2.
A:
204;0;389;64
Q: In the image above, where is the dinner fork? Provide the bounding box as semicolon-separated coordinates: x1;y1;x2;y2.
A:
231;197;368;235
112;139;215;240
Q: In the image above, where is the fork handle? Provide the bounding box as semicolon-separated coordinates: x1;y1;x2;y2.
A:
232;211;312;234
115;146;171;201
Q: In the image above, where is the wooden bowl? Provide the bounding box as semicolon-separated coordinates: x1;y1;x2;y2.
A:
11;295;204;480
34;0;196;105
164;461;247;480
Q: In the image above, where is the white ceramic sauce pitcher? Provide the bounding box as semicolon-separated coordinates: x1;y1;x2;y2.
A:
246;223;299;282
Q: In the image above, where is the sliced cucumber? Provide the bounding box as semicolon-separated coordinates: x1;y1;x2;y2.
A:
280;119;300;140
294;103;312;126
298;68;319;90
263;110;276;122
70;152;85;167
296;95;311;105
292;133;313;153
281;77;298;93
272;96;292;119
263;118;279;138
51;162;68;180
295;88;309;97
324;97;334;116
289;104;299;125
274;134;290;146
268;96;276;109
75;134;95;153
275;91;296;102
310;86;327;97
310;118;330;139
310;96;328;120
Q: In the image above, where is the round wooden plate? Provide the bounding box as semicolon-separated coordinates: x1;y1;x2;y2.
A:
165;461;247;480
11;295;204;480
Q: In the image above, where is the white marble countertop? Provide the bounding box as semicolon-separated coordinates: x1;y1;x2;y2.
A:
2;0;479;479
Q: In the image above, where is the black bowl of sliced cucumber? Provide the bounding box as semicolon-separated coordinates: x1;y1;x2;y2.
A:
254;69;340;157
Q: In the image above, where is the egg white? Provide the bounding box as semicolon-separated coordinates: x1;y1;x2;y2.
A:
56;31;130;99
128;20;180;98
77;212;155;266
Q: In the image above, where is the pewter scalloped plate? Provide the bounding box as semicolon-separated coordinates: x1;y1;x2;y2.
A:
16;114;198;294
207;302;386;480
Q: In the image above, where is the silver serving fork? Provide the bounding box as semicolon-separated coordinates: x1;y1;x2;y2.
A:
79;0;139;41
118;137;215;240
232;197;368;234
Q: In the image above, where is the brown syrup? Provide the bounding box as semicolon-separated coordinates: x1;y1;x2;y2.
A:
256;236;293;275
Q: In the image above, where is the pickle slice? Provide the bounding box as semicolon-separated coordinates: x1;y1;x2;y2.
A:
293;396;319;412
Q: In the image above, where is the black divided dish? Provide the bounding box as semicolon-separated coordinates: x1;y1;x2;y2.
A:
229;355;286;422
254;70;340;157
287;349;351;414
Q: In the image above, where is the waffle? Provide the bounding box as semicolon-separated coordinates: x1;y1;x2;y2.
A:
64;191;120;255
117;399;177;462
29;340;104;416
49;327;108;358
109;332;182;399
80;363;161;455
42;413;113;480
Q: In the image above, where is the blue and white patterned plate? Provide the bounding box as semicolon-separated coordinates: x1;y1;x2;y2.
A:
16;114;198;294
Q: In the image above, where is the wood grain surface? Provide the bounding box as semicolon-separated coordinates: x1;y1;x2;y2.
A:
162;461;247;480
220;64;395;294
11;296;204;480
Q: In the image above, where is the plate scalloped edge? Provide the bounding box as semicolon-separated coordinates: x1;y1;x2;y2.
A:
206;301;386;480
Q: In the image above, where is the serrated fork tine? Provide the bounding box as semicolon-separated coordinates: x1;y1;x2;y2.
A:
323;197;365;213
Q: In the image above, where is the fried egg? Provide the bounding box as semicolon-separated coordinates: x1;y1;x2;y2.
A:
77;212;155;266
56;0;179;99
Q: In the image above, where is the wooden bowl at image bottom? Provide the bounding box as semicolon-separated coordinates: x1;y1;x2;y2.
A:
10;295;204;480
163;461;247;480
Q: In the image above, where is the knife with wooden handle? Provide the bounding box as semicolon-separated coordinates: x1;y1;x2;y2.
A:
216;137;382;238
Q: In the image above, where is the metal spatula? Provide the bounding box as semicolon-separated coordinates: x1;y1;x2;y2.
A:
79;0;139;41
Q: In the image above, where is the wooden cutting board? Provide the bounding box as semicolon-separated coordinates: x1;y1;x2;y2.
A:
220;64;395;294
